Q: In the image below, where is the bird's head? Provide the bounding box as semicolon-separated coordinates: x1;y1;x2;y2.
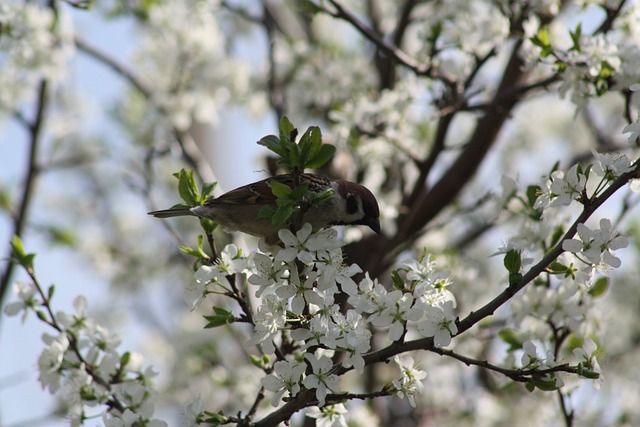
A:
334;180;381;234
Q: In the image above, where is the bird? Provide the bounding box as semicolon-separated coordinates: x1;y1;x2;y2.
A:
148;173;380;243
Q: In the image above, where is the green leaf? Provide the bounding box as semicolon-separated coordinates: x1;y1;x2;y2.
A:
36;310;48;322
588;277;609;298
0;187;11;211
179;235;209;260
120;351;131;367
201;181;217;201
199;218;218;235
298;0;323;14
272;204;294;225
175;169;199;206
530;26;552;58
47;285;55;301
391;269;404;290
577;365;600;379
204;307;235;328
288;143;301;168
529;377;560;391
548;262;567;274
526;185;540;208
279;116;295;140
11;235;26;259
503;249;521;274
249;354;266;368
509;273;523;286
305;144;336;169
201;411;227;426
307;188;335;206
299;126;322;164
11;235;35;270
565;334;584;353
569;23;582;51
44;226;75;246
498;329;522;350
257;135;286;158
289;183;310;201
429;21;443;44
257;205;277;220
270;180;292;199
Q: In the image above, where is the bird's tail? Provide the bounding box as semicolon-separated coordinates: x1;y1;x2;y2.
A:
148;207;195;218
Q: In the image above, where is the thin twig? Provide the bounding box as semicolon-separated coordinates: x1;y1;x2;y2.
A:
75;36;217;184
325;0;457;85
0;80;48;309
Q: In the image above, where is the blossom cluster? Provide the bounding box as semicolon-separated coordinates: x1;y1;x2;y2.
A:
497;157;631;394
5;285;165;427
0;3;74;112
535;150;636;213
132;0;251;131
187;224;457;411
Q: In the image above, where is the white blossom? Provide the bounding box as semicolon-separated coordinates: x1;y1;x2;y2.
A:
302;353;340;407
276;264;322;315
573;338;603;389
333;310;371;374
181;395;204;427
4;281;40;323
591;150;634;178
562;218;629;268
521;340;543;368
261;360;307;406
392;356;427;408
133;0;250;130
305;404;348;427
185;265;230;310
216;244;247;274
535;164;586;209
249;253;287;297
416;300;458;347
247;294;287;353
622;121;640;144
37;333;69;393
315;248;361;296
277;223;317;264
369;290;422;341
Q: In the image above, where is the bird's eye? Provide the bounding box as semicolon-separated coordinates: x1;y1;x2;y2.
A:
346;194;358;214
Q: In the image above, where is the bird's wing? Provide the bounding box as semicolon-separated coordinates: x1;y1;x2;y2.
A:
209;174;329;206
211;175;291;205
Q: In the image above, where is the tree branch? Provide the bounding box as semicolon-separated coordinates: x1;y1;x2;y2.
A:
325;0;457;85
0;80;48;309
456;162;640;335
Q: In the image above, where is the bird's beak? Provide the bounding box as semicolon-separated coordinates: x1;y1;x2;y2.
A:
368;218;381;234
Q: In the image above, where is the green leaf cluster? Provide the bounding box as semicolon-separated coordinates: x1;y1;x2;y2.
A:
172;169;218;235
503;249;523;286
204;307;235;328
257;116;336;172
256;116;337;226
172;169;217;208
531;23;614;97
11;235;35;271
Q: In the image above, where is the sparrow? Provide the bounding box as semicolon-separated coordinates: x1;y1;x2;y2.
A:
148;173;380;242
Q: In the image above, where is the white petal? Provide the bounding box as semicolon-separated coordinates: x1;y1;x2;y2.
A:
609;235;629;250
603;251;621;268
562;239;583;253
278;229;297;246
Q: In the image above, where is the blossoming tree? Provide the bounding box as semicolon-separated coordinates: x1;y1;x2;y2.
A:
2;1;640;426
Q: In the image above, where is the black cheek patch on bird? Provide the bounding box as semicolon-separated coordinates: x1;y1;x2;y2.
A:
346;194;358;214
